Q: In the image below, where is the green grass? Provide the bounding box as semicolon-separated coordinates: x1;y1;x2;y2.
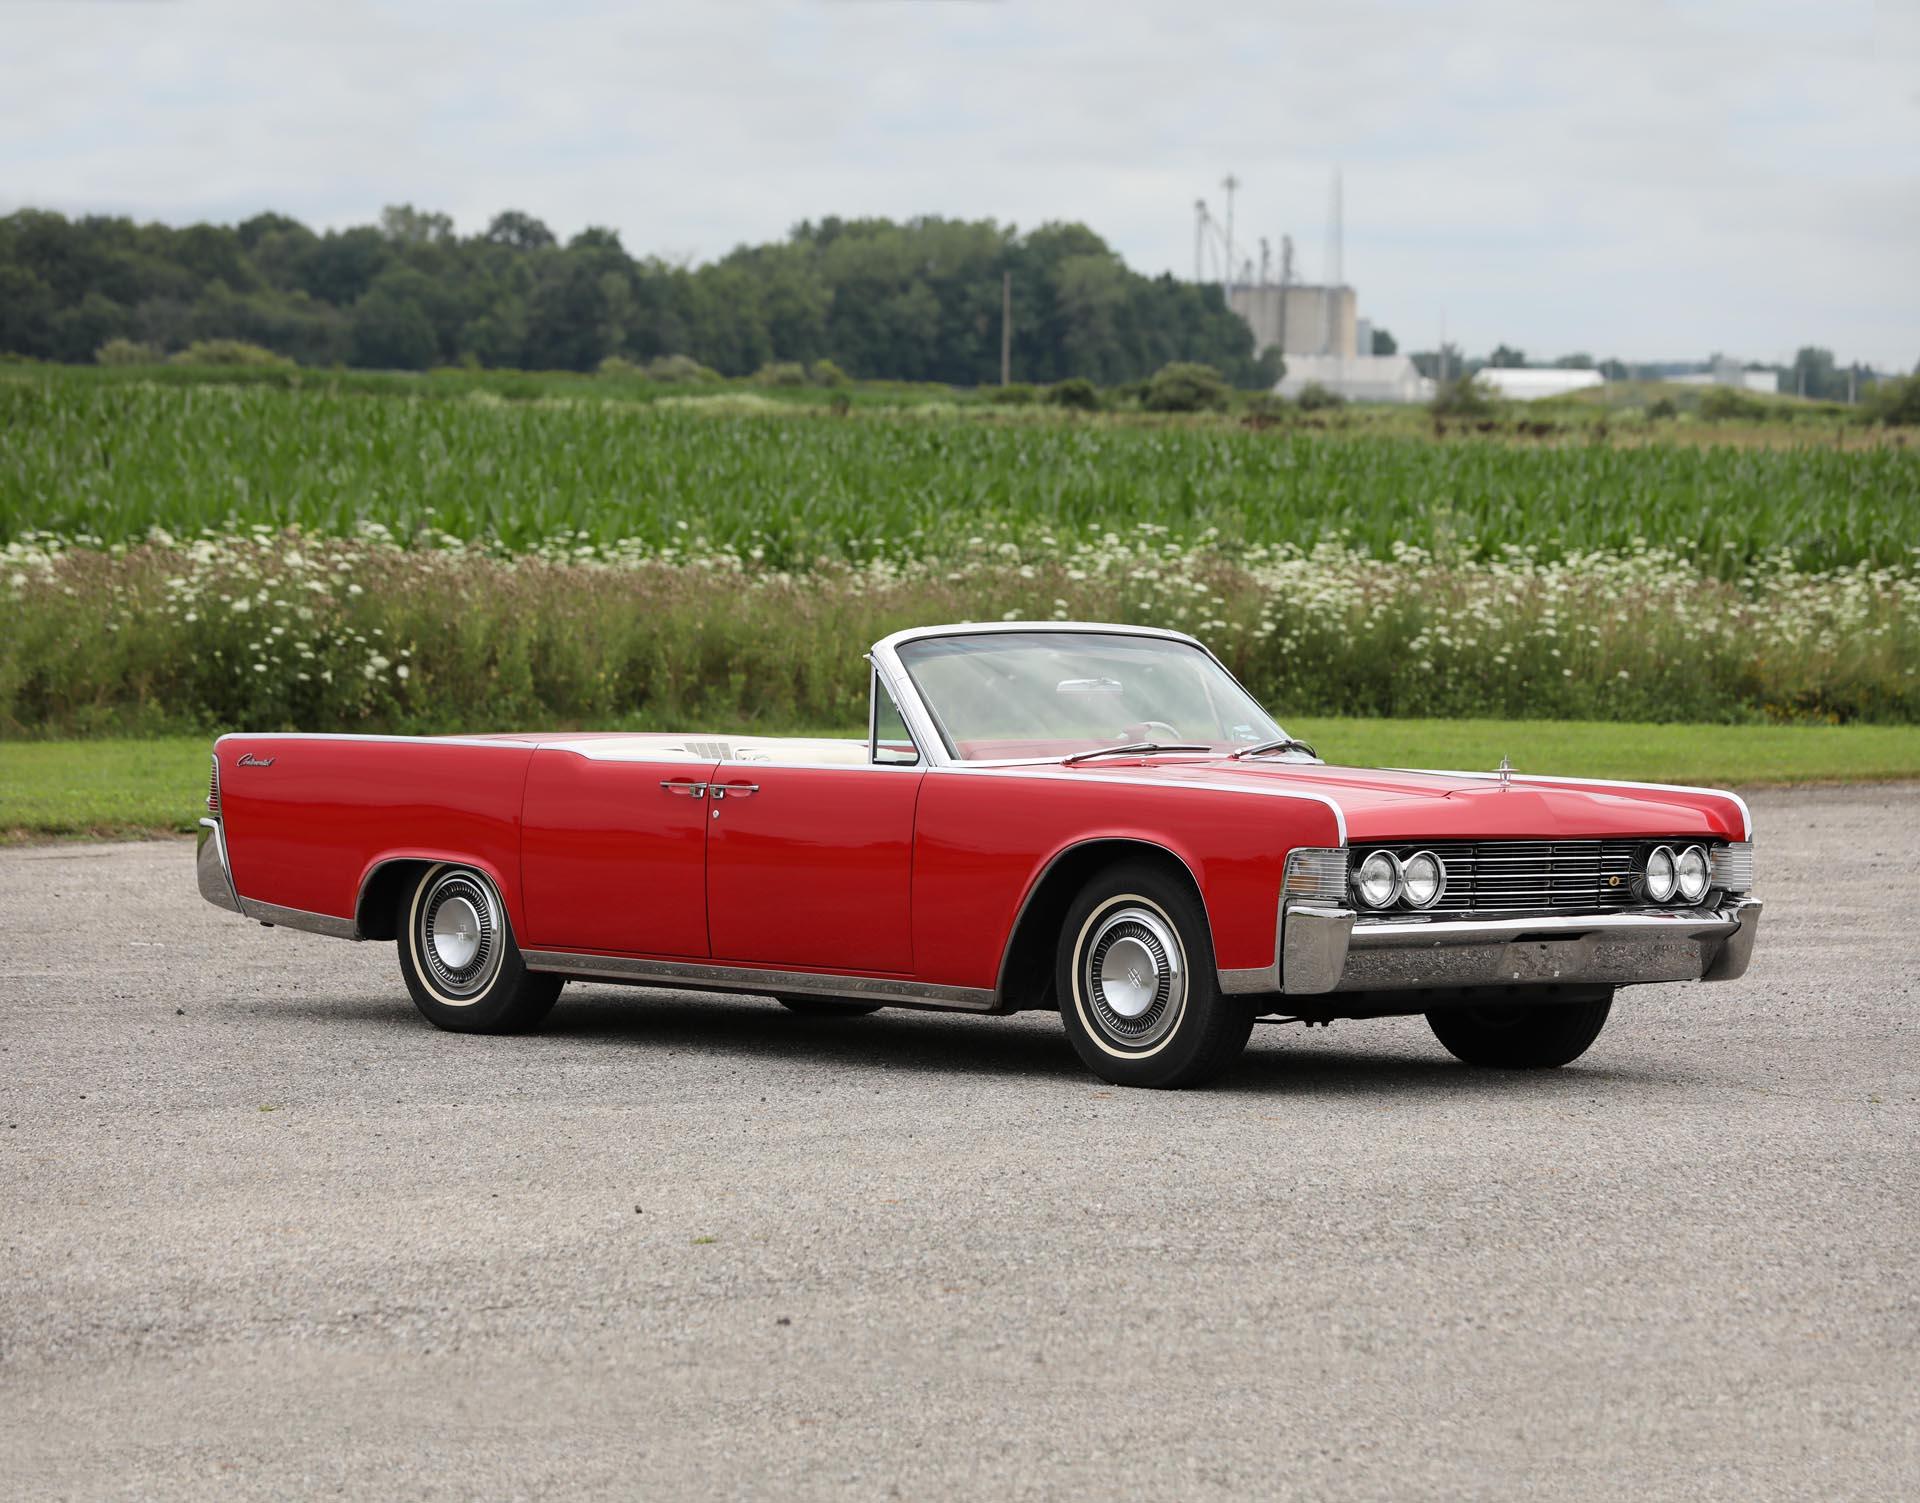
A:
1289;718;1920;788
5;371;1915;574
7;724;1915;842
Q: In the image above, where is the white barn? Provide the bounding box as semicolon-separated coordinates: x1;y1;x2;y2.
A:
1475;368;1606;402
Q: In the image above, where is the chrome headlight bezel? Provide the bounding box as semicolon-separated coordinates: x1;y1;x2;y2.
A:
1353;850;1403;909
1643;844;1678;903
1400;849;1447;909
1674;844;1711;904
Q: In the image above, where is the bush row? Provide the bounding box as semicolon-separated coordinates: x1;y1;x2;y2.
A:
4;529;1915;737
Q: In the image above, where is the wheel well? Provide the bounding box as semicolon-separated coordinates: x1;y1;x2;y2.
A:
994;840;1207;1012
355;860;432;941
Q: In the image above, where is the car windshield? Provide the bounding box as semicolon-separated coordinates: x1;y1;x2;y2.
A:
896;631;1286;762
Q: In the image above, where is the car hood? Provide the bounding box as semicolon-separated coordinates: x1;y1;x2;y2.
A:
1059;757;1745;842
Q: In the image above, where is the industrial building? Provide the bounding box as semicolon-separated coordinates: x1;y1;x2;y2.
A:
1475;368;1605;401
1275;353;1434;404
1228;282;1358;360
1671;356;1777;394
1201;175;1436;404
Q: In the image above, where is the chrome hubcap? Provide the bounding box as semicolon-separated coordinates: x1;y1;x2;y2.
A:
431;896;482;970
1097;934;1161;1018
418;870;501;1003
1082;902;1186;1050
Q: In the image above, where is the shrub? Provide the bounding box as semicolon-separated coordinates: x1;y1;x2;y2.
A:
1143;362;1229;413
95;338;162;366
1046;377;1101;411
1430;376;1499;418
809;359;849;388
1700;385;1767;422
167;339;294;369
990;383;1036;406
1646;395;1679;421
1863;373;1920;427
645;354;720;383
1295;382;1346;412
753;361;809;388
595;355;640;378
1241;393;1290;429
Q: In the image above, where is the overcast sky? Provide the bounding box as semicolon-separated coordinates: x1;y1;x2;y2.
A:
4;0;1916;368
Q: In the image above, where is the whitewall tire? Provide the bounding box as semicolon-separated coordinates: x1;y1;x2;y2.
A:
1055;861;1253;1088
397;864;563;1033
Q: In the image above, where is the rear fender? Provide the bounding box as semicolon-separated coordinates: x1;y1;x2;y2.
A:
354;852;525;943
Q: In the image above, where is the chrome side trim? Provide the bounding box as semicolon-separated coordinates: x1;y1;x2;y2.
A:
1701;898;1763;981
926;765;1348;845
196;818;241;913
519;951;996;1012
236;895;361;940
215;731;534;750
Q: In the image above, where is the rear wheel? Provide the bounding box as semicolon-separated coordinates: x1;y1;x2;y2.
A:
777;995;882;1017
1055;861;1253;1089
397;864;562;1034
1425;992;1613;1069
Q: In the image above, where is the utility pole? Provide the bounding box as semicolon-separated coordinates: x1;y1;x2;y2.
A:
1000;270;1012;387
1220;173;1239;300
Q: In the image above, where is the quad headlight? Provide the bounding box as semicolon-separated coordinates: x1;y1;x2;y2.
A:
1643;844;1678;903
1353;850;1402;909
1675;844;1711;904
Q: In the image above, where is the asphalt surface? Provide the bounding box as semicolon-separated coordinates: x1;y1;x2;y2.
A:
2;786;1915;1501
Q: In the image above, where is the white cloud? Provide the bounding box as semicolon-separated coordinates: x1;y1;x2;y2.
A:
2;0;1915;366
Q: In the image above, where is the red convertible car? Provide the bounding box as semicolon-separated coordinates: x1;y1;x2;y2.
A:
196;622;1761;1087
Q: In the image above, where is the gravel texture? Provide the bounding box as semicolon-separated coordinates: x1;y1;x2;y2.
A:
2;785;1915;1500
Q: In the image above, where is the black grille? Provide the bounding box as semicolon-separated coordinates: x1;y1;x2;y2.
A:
1356;839;1646;914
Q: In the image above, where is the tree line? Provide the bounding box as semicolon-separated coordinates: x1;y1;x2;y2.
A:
0;206;1279;388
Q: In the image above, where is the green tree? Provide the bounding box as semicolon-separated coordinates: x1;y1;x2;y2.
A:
1370;327;1397;356
1487;343;1527;368
484;211;557;251
348;287;437;370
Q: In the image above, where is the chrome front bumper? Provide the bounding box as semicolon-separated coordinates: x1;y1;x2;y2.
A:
1274;897;1762;995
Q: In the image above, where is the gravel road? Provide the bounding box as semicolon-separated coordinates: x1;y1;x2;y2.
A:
2;785;1915;1500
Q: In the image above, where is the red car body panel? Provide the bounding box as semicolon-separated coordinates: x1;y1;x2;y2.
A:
217;737;534;932
909;766;1342;987
209;733;1746;997
519;748;718;958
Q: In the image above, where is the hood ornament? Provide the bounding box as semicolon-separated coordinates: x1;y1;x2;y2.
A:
1495;754;1513;790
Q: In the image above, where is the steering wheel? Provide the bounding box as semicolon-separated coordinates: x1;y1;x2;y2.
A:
1120;720;1184;743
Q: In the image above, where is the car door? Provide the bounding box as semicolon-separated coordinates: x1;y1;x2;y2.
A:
704;760;922;974
519;745;719;957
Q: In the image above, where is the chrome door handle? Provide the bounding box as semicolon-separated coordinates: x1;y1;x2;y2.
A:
660;780;708;797
713;783;758;800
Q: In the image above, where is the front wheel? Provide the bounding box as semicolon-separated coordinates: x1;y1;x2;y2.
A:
1055;862;1253;1089
397;864;563;1034
1425;993;1613;1069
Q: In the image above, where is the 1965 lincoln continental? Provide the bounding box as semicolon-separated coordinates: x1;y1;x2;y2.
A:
196;622;1761;1088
